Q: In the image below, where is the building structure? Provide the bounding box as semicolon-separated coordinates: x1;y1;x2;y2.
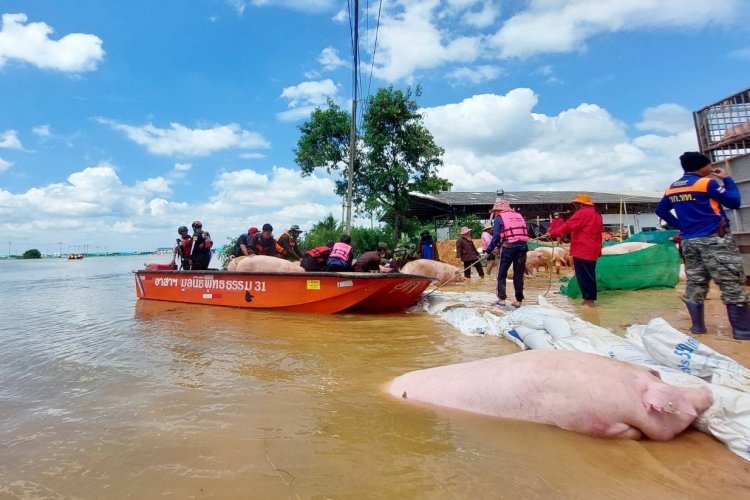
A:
405;190;662;239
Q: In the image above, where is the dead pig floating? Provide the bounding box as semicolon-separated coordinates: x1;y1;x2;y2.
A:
388;349;713;441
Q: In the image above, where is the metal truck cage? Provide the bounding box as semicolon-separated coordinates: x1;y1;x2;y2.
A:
693;87;750;162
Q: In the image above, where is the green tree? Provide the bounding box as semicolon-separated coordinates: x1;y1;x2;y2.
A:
294;87;451;242
298;214;342;249
218;237;237;270
22;248;42;259
360;86;451;240
294;99;358;202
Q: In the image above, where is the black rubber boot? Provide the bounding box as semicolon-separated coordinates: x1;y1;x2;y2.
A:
726;303;750;340
683;300;707;334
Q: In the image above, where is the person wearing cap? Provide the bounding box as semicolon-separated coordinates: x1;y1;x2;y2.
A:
480;224;496;276
485;200;529;307
250;223;278;256
232;227;259;258
170;225;192;269
189;220;213;270
456;227;485;278
276;224;305;261
656;151;749;340
549;194;603;307
417;231;440;261
353;242;389;272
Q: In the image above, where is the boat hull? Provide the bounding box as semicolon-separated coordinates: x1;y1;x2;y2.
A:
133;270;433;314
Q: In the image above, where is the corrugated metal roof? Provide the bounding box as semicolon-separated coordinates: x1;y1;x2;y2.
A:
404;190;661;222
410;190;660;206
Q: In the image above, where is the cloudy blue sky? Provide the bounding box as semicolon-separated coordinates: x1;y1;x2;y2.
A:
1;0;749;254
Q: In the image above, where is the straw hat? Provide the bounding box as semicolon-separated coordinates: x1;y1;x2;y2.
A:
570;193;594;206
460;226;471;235
483;224;493;231
489;200;512;213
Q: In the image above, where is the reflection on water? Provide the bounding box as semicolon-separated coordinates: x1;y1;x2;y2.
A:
0;256;747;498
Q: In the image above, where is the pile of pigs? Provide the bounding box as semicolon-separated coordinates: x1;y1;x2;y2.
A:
397;292;750;463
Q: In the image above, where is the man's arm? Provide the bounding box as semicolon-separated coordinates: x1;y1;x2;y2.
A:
485;217;504;254
709;175;741;209
655;196;680;230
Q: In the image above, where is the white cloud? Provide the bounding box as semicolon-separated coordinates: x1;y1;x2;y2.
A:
174;162;192;172
369;0;482;82
318;46;346;71
460;1;499;28
491;0;740;58
446;65;501;85
97;119;270;156
636;103;693;134
0;13;104;72
277;79;340;122
422;88;697;192
32;124;51;137
0;156;12;171
0;130;22;150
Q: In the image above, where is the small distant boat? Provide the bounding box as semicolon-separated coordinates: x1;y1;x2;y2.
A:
67;253;85;260
133;268;433;314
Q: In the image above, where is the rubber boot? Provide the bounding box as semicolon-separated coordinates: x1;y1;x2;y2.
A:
726;303;750;340
683;300;707;334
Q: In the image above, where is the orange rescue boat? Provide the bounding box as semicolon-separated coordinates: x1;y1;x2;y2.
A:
133;269;433;314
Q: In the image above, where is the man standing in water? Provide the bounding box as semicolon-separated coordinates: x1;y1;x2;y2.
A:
549;194;603;307
485;200;528;307
656;151;749;340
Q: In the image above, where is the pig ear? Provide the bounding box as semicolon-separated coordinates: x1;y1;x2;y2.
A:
642;385;697;417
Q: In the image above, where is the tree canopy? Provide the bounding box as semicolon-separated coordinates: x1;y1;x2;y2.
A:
294;86;451;240
293;98;355;201
22;249;42;259
360;86;451;238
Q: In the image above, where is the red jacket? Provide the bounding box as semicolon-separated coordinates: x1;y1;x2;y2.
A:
549;206;603;261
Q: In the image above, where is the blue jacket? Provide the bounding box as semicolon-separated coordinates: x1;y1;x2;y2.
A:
655;173;740;239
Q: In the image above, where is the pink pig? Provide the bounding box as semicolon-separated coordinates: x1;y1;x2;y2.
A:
400;259;464;284
388;350;713;441
233;255;303;273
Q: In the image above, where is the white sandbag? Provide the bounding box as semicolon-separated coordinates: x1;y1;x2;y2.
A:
439;307;490;336
651;365;750;462
639;318;750;392
543;316;572;340
561;317;656;365
509;326;555;350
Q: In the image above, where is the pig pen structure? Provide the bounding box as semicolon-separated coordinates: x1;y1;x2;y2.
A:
694;87;750;278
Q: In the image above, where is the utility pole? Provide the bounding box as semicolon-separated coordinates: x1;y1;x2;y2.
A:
345;0;359;234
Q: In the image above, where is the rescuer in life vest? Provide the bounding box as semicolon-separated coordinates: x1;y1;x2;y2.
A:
170;225;192;270
485;200;529;308
275;225;305;261
325;235;354;271
250;223;278;256
300;241;333;272
189;220;213;270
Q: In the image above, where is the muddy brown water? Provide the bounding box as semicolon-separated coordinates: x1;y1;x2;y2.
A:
1;256;748;498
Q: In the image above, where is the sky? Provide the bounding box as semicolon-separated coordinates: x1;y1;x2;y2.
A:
1;0;750;254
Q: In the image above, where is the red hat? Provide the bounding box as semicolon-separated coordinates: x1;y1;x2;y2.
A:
248;226;259;234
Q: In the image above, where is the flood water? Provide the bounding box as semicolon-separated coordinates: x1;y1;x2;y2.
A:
1;256;748;498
